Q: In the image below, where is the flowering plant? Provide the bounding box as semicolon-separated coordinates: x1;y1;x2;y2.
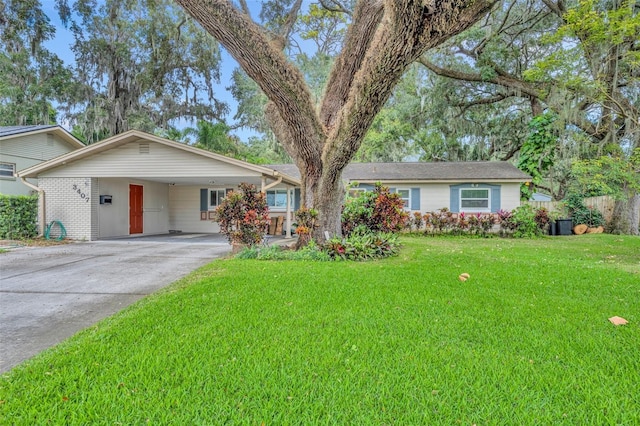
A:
216;183;270;246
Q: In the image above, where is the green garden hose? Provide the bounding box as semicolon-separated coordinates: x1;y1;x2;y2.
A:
45;220;67;241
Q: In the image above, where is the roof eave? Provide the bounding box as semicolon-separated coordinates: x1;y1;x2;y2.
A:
17;129;301;185
350;178;530;184
0;126;85;149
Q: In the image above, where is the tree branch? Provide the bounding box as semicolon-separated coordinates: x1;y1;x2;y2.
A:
176;0;324;170
323;0;498;178
318;0;352;15
237;0;251;18
319;0;384;131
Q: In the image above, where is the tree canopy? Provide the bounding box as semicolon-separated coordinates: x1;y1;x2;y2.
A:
1;0;638;233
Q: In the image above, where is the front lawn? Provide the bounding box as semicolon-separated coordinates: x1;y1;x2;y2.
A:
1;235;639;424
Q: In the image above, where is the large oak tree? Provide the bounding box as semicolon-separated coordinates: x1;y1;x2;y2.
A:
176;0;498;240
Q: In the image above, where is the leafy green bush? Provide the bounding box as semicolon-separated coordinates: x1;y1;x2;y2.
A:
0;195;38;239
342;183;408;236
236;240;331;261
499;205;545;238
564;193;605;227
323;231;400;261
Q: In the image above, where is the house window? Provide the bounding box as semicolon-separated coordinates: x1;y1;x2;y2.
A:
209;189;226;210
460;188;490;212
393;188;411;209
0;162;16;179
266;189;290;209
347;188;366;198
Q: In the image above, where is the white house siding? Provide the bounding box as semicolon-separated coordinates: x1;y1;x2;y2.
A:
39;177;95;240
417;183;451;212
1;133;79;195
41;141;263;179
169;185;221;233
96;178;170;238
499;183;523;211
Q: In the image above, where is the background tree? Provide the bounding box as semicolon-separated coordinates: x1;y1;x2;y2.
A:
570;149;640;235
176;0;498;240
59;0;227;143
0;0;74;125
418;0;639;191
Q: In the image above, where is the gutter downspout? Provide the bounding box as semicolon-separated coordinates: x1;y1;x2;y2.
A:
263;175;283;191
19;176;45;237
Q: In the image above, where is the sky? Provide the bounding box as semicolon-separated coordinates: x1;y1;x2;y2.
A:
40;1;256;141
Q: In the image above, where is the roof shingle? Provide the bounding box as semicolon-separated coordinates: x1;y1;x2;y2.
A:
0;125;57;138
269;161;530;181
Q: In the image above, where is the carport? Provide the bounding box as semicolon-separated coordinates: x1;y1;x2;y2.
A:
16;130;300;241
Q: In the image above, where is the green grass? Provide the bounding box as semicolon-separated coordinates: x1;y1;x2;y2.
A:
1;234;639;424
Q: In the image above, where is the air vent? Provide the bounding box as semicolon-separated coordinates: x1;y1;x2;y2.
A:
47;134;54;146
139;143;150;154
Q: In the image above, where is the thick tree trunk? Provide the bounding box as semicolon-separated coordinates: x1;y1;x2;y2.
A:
177;0;498;243
610;194;640;235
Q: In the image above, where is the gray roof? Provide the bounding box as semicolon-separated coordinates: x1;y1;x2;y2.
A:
269;161;530;181
0;125;58;138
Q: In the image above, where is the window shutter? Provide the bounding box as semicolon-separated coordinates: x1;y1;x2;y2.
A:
450;186;459;212
411;188;420;210
200;188;207;211
294;188;301;210
491;186;501;212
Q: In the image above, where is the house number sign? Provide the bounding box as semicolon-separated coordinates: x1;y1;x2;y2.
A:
72;184;90;203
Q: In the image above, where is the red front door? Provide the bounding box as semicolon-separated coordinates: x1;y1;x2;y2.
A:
129;184;143;234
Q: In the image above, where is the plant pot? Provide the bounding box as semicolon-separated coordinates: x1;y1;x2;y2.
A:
556;218;573;235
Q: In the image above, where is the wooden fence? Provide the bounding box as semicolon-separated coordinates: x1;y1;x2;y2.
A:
525;195;616;222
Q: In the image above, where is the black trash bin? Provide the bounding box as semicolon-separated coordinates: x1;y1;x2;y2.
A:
556;218;573;235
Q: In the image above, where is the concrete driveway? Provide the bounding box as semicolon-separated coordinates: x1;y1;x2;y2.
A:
0;234;232;373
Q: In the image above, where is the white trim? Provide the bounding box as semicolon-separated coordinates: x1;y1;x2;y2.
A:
460;188;491;213
266;189;291;210
207;188;227;210
393;187;411;210
0;162;16;180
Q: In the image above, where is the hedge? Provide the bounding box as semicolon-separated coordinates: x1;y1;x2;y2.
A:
0;195;38;239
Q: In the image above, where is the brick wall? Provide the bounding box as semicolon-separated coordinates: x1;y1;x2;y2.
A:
40;177;96;240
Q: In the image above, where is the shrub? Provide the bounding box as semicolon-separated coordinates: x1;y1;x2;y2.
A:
0;195;38;239
235;240;331;261
498;205;547;238
497;209;516;233
412;211;424;231
424;208;456;234
534;207;551;232
323;231;400;261
216;183;270;246
294;207;318;247
564;193;605;227
342;183;408;236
